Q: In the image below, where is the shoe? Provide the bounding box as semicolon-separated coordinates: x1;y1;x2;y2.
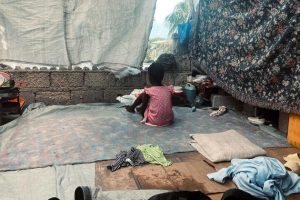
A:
209;106;227;117
248;117;265;125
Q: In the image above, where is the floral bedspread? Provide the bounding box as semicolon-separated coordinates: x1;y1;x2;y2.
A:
190;0;299;114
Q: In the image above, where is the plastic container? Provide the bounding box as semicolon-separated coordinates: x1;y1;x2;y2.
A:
184;83;196;104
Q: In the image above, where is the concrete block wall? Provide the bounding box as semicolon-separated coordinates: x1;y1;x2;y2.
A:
0;53;192;105
9;70;190;105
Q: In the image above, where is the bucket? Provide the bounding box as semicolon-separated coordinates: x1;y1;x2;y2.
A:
184;83;196;104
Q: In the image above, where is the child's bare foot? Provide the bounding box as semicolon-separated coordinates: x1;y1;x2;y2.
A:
125;106;135;113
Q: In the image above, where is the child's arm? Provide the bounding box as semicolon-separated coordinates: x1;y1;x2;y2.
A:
136;92;149;115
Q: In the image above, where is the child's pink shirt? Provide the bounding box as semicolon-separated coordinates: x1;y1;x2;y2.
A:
144;85;174;126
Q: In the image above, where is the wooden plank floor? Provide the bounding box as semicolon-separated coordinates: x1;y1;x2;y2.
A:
95;147;300;199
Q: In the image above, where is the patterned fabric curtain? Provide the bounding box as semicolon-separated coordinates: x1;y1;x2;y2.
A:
190;0;299;114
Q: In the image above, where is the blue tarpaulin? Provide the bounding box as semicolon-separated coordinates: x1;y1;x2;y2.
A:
178;22;192;45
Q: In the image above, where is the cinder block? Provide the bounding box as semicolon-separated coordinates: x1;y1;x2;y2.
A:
71;90;104;104
84;72;114;88
104;89;133;103
12;71;50;88
35;91;70;105
278;112;289;136
51;72;84;87
211;94;243;110
114;72;146;87
242;103;258;117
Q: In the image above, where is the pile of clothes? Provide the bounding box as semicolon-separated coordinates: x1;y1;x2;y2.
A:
208;156;300;200
0;72;26;124
107;144;171;172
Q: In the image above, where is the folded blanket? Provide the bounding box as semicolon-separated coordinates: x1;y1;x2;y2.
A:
190;130;266;162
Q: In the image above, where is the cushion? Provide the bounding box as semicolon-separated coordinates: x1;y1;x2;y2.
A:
190;130;266;163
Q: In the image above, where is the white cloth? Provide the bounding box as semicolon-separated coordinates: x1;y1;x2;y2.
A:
0;163;95;200
0;0;156;77
116;89;144;105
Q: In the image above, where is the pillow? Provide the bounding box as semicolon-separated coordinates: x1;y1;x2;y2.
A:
190;130;266;163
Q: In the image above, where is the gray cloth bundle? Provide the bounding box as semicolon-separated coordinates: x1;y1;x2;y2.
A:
107;147;145;172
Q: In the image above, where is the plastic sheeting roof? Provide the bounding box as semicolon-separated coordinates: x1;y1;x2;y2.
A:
0;0;156;77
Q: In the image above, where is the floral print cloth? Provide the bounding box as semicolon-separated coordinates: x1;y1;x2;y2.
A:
190;0;300;114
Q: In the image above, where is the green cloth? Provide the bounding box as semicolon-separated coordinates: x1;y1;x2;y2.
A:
136;144;172;167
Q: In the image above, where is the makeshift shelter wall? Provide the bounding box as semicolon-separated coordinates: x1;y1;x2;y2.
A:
0;0;156;77
190;0;299;114
7;56;191;105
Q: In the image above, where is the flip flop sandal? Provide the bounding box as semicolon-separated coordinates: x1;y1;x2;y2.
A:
209;106;227;117
248;117;265;125
283;153;300;163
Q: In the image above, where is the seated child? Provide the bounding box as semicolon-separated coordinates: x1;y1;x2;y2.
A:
126;62;174;126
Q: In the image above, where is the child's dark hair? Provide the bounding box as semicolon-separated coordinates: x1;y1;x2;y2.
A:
148;62;164;85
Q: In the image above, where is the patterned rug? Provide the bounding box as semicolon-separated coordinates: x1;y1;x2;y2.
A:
0;103;289;171
190;0;299;114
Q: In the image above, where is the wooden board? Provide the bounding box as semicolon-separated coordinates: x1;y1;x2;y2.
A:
288;113;300;149
266;147;300;163
95;160;138;190
131;165;178;190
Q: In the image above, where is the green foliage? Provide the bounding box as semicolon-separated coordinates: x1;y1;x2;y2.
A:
145;1;191;62
145;38;172;62
165;0;190;36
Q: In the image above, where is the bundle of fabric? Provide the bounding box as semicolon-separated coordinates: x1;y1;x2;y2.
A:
190;0;299;114
0;72;27;114
208;157;300;200
107;144;172;172
116;89;144;105
190;130;266;162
